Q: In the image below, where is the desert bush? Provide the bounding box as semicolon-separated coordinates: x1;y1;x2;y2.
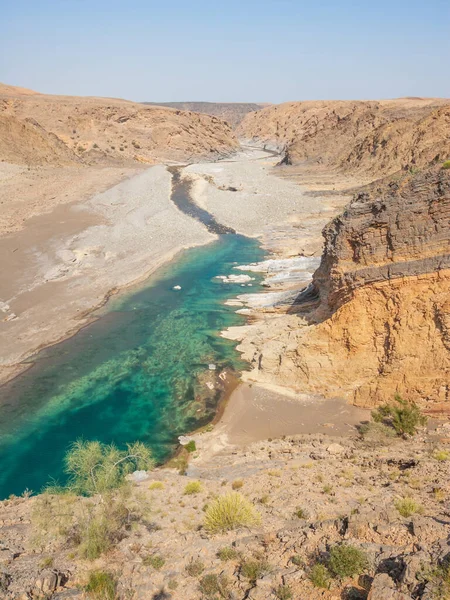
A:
185;440;197;453
199;573;229;598
185;558;205;577
204;492;261;533
423;560;450;599
240;558;272;581
291;555;303;567
442;160;450;169
328;544;368;578
143;554;165;569
231;479;244;490
395;496;423;517
371;395;427;436
294;507;308;519
275;584;293;599
64;439;153;496
148;481;164;490
84;570;117;600
309;563;331;588
217;546;239;561
184;481;202;495
433;449;450;461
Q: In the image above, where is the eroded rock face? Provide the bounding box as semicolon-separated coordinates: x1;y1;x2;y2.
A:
236;167;450;407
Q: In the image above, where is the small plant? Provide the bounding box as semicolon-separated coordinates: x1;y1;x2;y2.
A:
185;558;205;577
328;544;368;578
433;449;450;461
259;494;270;505
143;554;165;570
84;570;117;600
322;484;333;495
291;555;303;567
93;143;99;149
231;479;244;490
184;481;202;495
185;440;197;453
275;584;293;599
433;488;446;503
204;492;261;533
240;558;272;581
149;481;164;490
199;573;229;598
395;496;423;517
309;563;331;588
294;507;308;519
168;578;178;590
442;160;450;169
371;395;427;436
39;556;54;569
268;469;281;477
217;546;238;561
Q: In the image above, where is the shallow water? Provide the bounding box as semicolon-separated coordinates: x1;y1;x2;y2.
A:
0;232;265;499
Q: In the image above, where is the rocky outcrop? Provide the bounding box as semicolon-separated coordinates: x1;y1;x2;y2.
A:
0;83;239;166
238;99;450;179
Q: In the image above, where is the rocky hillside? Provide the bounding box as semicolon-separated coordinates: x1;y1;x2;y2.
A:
238;99;450;179
0;84;239;167
143;102;267;129
1;423;450;599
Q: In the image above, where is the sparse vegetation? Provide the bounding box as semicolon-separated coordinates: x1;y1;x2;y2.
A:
395;496;423;517
432;449;450;461
148;481;164;490
371;395;427;436
199;573;229;598
240;558;272;581
185;440;197;453
294;507;308;519
217;546;239;561
328;544;368;578
275;584;293;599
442;160;450;169
204;492;261;533
184;481;202;495
185;558;205;577
291;555;304;567
142;554;165;569
84;570;117;600
309;563;331;588
231;479;244;490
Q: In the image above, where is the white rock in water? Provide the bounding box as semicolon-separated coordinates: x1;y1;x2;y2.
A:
173;285;182;290
215;274;255;284
131;470;149;482
209;364;216;370
178;435;194;446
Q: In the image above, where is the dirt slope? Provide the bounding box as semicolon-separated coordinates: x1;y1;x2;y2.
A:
0;84;239;167
238;98;450;179
143;102;267;128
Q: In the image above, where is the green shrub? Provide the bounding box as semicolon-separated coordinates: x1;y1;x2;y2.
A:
143;554;165;570
309;564;331;588
433;449;450;462
204;492;261;533
240;559;272;581
371;395;427;436
442;160;450;170
291;555;304;567
185;440;197;453
84;570;117;600
79;512;114;560
328;544;368;578
185;558;205;577
275;584;293;599
217;546;239;561
184;481;202;495
64;439;154;496
199;573;229;598
39;556;54;569
395;496;423;517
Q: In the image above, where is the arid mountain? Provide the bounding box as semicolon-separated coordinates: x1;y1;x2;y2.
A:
238;98;450;179
0;84;239;167
143;101;267;128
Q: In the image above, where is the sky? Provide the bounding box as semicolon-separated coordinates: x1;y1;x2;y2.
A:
2;0;449;103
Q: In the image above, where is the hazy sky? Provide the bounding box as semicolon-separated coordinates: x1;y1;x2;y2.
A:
2;0;449;103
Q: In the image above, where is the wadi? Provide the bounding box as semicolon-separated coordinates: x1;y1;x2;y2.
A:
0;79;449;600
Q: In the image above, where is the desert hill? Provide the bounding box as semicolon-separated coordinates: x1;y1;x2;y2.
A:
238;98;450;179
0;84;239;167
143;101;267;128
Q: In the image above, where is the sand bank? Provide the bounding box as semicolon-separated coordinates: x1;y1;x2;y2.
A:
0;165;214;383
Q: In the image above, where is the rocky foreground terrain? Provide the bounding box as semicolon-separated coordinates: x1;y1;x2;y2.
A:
1;419;450;599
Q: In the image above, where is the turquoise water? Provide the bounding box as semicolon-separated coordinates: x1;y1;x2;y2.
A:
0;234;265;499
